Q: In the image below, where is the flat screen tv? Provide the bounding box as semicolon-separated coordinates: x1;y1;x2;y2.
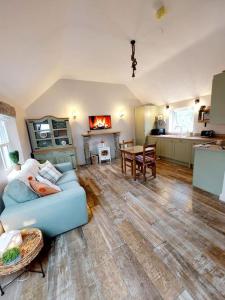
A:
89;115;112;130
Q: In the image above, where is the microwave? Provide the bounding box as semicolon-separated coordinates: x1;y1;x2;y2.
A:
151;128;166;135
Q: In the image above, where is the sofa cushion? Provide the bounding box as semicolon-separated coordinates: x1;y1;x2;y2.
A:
59;181;80;191
36;174;61;191
3;179;38;207
29;177;60;196
8;158;40;186
57;170;78;185
39;161;62;183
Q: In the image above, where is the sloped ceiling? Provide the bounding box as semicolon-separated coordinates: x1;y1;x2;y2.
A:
0;0;225;108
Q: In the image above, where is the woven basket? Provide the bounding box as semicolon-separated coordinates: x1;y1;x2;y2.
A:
0;228;43;276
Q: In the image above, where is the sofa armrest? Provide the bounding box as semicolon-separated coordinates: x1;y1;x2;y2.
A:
54;162;73;173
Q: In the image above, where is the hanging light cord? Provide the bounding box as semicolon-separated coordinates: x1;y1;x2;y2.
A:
130;40;137;77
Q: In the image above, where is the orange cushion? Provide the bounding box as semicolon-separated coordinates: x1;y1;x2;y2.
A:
28;176;59;196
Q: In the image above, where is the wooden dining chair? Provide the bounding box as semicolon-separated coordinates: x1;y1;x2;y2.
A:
120;139;134;175
135;143;156;181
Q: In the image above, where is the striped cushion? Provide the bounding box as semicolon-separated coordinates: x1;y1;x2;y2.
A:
39;161;62;183
136;155;155;163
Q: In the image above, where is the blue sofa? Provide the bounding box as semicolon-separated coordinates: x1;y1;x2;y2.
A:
0;162;88;237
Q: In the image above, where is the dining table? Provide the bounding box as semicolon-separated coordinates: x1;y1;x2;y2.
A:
120;145;155;180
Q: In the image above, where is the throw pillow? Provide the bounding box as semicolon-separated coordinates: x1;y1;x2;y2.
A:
36;174;61;191
38;161;62;183
3;179;38;206
8;159;41;187
28;177;59;196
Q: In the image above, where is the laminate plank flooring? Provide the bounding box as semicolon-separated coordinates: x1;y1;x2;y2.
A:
2;159;225;299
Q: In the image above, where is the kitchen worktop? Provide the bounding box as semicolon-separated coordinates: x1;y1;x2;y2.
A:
194;143;225;152
148;134;223;141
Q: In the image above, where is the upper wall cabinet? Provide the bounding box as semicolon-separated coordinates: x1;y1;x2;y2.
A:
211;71;225;124
135;105;158;145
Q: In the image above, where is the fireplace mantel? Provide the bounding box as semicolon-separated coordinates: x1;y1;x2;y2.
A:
82;131;120;164
82;130;120;137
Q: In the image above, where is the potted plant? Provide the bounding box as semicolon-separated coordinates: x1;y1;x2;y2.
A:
9;150;21;170
2;247;21;266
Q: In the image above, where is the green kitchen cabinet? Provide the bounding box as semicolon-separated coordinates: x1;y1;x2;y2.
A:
191;141;201;164
135;105;159;145
146;136;160;155
146;136;211;166
159;139;174;159
193;148;225;196
211;71;225;124
173;139;191;164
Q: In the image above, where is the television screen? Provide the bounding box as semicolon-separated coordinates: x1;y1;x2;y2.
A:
89;115;112;130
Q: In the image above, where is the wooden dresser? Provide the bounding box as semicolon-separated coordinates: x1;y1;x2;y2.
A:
26;116;77;168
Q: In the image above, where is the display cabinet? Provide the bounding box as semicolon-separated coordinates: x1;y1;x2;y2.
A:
26;116;77;168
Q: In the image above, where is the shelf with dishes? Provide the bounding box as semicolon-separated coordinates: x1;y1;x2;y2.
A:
26;116;73;150
198;106;210;126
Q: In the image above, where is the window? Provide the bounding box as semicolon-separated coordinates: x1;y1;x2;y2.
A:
169;107;194;134
0;118;12;169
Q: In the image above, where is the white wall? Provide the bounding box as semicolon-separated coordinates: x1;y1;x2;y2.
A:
26;79;141;165
159;95;225;134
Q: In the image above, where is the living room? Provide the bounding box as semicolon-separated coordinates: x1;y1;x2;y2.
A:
0;0;225;299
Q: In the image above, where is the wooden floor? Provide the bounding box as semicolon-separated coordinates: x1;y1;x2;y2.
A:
2;159;225;299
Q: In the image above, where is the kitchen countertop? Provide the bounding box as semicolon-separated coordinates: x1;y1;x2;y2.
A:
194;144;225;152
148;134;223;141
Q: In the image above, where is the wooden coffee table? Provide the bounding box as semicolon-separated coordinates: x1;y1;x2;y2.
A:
0;228;45;296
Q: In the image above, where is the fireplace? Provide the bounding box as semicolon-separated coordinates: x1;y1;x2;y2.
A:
89;115;111;130
82;131;120;164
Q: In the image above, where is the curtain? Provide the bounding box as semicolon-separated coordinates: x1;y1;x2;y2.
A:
0;120;9;145
0;101;16;118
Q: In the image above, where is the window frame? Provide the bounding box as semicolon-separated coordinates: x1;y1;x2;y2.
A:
0;118;12;170
169;106;194;134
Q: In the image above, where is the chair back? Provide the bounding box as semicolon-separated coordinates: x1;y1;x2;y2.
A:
119;139;134;149
143;143;156;163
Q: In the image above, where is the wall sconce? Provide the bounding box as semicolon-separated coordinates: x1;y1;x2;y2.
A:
166;105;170;109
72;112;77;120
195;98;200;104
119;112;125;119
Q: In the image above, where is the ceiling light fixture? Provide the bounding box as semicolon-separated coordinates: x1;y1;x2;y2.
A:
155;5;167;20
130;40;137;78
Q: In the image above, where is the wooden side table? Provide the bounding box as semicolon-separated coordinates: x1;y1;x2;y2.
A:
0;228;45;296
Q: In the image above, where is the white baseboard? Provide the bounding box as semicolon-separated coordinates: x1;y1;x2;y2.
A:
219;193;225;202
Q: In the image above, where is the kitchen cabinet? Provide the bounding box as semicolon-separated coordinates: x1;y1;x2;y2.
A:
191;142;201;164
159;139;174;159
173;139;191;163
135;105;159;145
193;148;225;196
211;71;225;124
147;136;160;155
146;136;211;166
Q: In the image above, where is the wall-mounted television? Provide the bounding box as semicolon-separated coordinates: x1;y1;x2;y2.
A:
89;115;112;130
